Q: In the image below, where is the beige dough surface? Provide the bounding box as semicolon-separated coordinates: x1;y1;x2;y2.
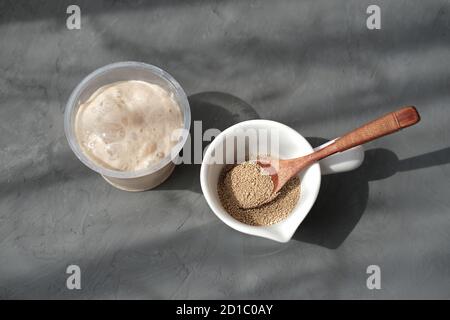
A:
75;80;183;172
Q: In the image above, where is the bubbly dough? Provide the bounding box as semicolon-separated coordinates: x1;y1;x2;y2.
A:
75;80;183;172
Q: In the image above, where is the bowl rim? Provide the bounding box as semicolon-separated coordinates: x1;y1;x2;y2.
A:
64;61;191;179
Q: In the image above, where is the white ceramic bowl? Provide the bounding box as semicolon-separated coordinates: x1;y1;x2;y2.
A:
200;120;364;242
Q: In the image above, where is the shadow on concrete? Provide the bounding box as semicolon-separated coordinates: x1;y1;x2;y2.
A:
293;138;450;249
155;91;260;193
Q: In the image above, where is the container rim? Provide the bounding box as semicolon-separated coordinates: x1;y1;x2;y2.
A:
64;61;191;179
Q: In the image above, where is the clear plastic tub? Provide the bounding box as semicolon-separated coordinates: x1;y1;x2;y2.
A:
64;61;191;191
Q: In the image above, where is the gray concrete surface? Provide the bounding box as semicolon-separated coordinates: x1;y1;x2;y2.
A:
1;0;450;299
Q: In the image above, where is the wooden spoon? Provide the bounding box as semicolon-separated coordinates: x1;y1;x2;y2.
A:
258;106;421;195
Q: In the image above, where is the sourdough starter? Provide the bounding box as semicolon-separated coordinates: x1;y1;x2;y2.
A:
75;80;183;171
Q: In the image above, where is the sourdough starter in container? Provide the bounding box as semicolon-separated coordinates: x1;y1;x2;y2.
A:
64;62;191;191
75;81;183;172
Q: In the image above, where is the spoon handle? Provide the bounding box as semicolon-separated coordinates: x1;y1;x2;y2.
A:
310;106;420;161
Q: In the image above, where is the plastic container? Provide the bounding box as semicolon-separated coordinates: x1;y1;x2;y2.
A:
64;61;191;191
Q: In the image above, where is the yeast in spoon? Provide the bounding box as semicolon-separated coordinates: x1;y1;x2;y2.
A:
218;162;300;225
222;160;280;209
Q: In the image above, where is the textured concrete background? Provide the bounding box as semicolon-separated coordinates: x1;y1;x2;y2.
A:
0;0;449;299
